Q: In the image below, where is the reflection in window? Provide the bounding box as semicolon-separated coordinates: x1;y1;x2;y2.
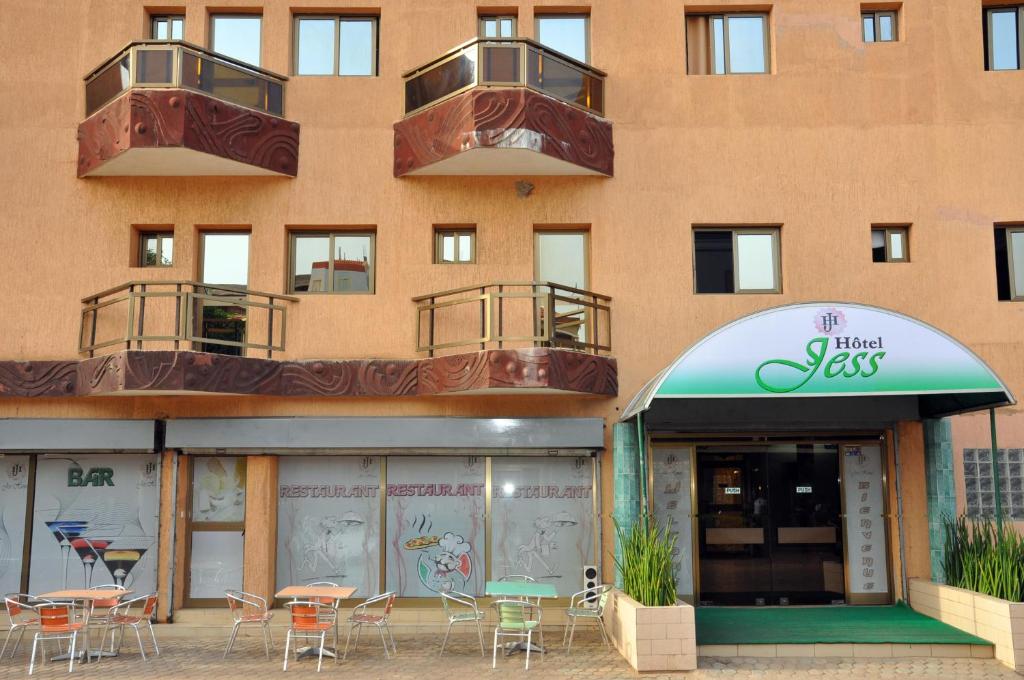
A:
139;232;173;267
151;15;184;40
862;11;897;43
201;233;249;286
211;15;262;66
294;16;378;76
871;226;909;263
694;228;780;293
686;14;769;75
290;232;375;293
199;233;250;356
480;15;516;38
434;228;475;264
536;15;589;63
987;8;1021;71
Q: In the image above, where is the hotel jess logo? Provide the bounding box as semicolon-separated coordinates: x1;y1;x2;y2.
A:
754;307;887;393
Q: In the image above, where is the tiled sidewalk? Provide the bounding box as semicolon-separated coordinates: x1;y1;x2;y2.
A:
0;631;1017;679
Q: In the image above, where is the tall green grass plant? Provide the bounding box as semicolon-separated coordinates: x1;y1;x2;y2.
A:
613;514;678;607
942;515;1024;602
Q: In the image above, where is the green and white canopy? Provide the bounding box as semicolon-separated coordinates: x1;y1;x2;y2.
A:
622;302;1014;421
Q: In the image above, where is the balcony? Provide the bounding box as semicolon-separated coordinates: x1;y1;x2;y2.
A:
78;41;300;177
394;38;613;177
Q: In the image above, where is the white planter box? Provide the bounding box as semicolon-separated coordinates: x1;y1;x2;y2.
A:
603;589;697;672
909;578;1024;673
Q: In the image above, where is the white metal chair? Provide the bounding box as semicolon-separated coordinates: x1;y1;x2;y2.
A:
224;590;274;659
563;584;612;652
343;592;396;659
305;581;343;632
85;584;127;653
283;601;337;673
499;574;540;605
438;591;485;656
491;599;543;670
28;602;89;675
2;594;46;660
98;593;159;661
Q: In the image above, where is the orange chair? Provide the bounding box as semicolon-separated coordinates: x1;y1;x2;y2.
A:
283;601;337;673
224;590;273;659
28;603;89;675
343;592;396;660
99;593;159;661
2;594;45;660
85;585;127;654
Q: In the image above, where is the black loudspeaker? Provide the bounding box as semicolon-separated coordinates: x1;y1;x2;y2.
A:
582;565;599;608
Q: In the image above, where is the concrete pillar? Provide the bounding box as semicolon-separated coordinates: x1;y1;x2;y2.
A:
612;422;641;588
242;456;278;602
924;418;956;582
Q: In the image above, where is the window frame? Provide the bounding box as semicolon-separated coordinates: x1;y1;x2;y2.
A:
151;14;185;41
434;227;477;265
862;10;898;43
985;6;1024;71
534;14;591;63
288;230;376;295
209;13;263;66
1003;226;1024;300
693;227;782;294
479;14;518;38
292;14;380;77
184;455;247;608
138;231;174;267
704;12;771;75
871;226;909;263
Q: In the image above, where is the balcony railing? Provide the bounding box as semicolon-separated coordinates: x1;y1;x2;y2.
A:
84;40;287;118
413;281;611;357
403;38;605;117
79;281;298;359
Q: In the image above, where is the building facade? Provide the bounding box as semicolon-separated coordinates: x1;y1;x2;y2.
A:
1;0;1023;624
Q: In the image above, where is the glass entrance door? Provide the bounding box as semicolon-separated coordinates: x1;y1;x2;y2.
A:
696;444;844;605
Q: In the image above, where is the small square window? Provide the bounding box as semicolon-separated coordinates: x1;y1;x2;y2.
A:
871;226;909;262
862;10;898;43
686;13;770;75
536;14;590;63
151;14;185;40
294;16;379;76
434;227;476;264
985;7;1023;71
210;14;262;66
139;231;174;267
693;227;780;294
290;231;375;293
480;15;517;38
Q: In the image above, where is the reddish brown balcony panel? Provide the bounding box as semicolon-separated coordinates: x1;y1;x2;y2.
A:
394;89;613;177
77;89;299;177
0;348;616;398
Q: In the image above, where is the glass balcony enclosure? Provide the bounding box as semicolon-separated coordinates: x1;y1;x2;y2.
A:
403;37;605;117
84;40;286;118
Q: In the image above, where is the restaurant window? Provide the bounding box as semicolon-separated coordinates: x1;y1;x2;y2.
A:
139;231;174;267
210;14;262;66
385;457;485;597
480;14;517;38
290;231;375;293
434;227;476;264
0;456;30;594
686;13;770;75
187;457;246;605
963;448;1024;519
28;454;160;594
995;226;1024;300
862;10;897;43
536;14;589;63
277;457;381;596
491;457;594;595
693;227;781;294
871;226;909;263
294;16;378;76
985;6;1024;70
151;14;185;40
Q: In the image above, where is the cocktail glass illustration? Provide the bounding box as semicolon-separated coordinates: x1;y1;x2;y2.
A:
44;520;89;589
71;537;110;589
98;545;148;588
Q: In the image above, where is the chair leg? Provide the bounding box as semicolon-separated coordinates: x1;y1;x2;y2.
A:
149;621;160;656
386;621;397;654
261;622;271;660
135;625;147;662
476;619;485;656
567;617;578;653
283;630;291;671
13;625;28;658
28;634;39;675
492;628;499;669
68;632;77;673
378;625;390;659
539;627;545;663
439;620;453;656
525;630;531;671
597;616;611;647
0;624;15;659
317;632;325;673
223;622;240;659
342;624;355;660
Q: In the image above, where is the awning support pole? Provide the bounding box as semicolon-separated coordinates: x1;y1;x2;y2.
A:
636;412;649;515
991;408;1003;531
892;426;909;600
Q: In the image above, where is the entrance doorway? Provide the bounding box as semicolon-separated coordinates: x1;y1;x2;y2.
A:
696;444;844;606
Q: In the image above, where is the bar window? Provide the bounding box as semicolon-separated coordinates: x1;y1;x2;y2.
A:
694;227;781;294
986;6;1024;70
294;16;378;76
290;231;375;293
480;15;517;38
995;225;1024;300
871;226;909;262
536;14;589;63
151;14;185;40
434;227;476;264
139;231;173;267
862;11;897;43
687;13;770;75
210;14;262;66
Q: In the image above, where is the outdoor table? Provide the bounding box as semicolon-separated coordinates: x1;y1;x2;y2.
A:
37;589;133;661
485;581;557;655
275;585;356;659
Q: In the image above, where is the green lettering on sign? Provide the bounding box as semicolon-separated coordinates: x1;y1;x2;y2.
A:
755;337;886;393
68;467;115;487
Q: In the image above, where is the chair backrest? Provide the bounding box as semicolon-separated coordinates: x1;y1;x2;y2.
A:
287;601;329;629
493;599;539;629
499;574;536;583
4;594;30;620
225;590;266;622
38;604;74;631
306;581;340;607
594;585;612;614
142;594;159;618
439;591;475;619
89;584;127;609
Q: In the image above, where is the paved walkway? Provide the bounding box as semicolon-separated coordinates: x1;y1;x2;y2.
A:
0;632;1017;678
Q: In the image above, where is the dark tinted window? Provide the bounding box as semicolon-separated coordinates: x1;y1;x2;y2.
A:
694;231;734;293
996;228;1011;301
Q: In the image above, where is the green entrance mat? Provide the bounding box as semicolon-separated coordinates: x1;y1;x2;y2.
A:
695;603;992;646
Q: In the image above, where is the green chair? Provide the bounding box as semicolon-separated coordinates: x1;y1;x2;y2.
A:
438;591;485;656
491;599;544;670
563;584;612;652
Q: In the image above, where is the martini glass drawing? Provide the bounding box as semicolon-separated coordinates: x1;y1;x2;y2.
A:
70;537;110;589
98;546;148;588
44;520;89;589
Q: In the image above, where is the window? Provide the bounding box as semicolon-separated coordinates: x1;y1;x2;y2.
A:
694;228;780;294
871;226;909;262
536;14;589;63
151;15;184;40
536;230;590;344
434;227;476;264
200;232;249;287
480;15;517;38
964;448;1024;519
187;457;246;605
139;231;173;267
986;6;1024;70
862;11;897;43
210;14;262;66
686;13;770;75
995;226;1024;300
290;231;375;293
294;16;378;76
